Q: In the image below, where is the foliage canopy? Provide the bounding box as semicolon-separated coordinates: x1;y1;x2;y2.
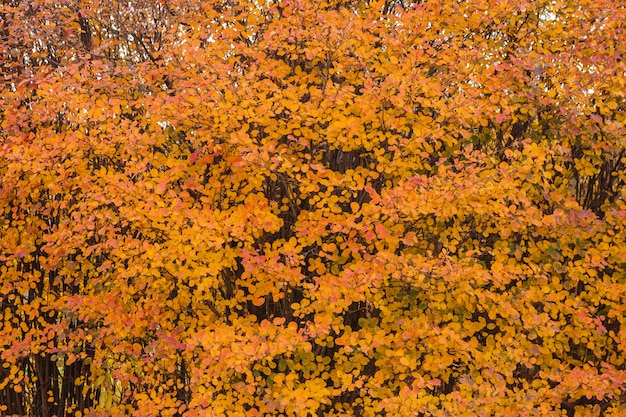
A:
1;0;625;416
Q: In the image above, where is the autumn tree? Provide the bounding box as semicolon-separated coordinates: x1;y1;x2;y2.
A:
1;0;625;416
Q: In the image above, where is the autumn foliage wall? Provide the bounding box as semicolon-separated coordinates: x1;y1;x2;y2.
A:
1;0;625;416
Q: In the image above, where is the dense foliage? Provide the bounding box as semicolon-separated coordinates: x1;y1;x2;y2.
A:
1;0;625;416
